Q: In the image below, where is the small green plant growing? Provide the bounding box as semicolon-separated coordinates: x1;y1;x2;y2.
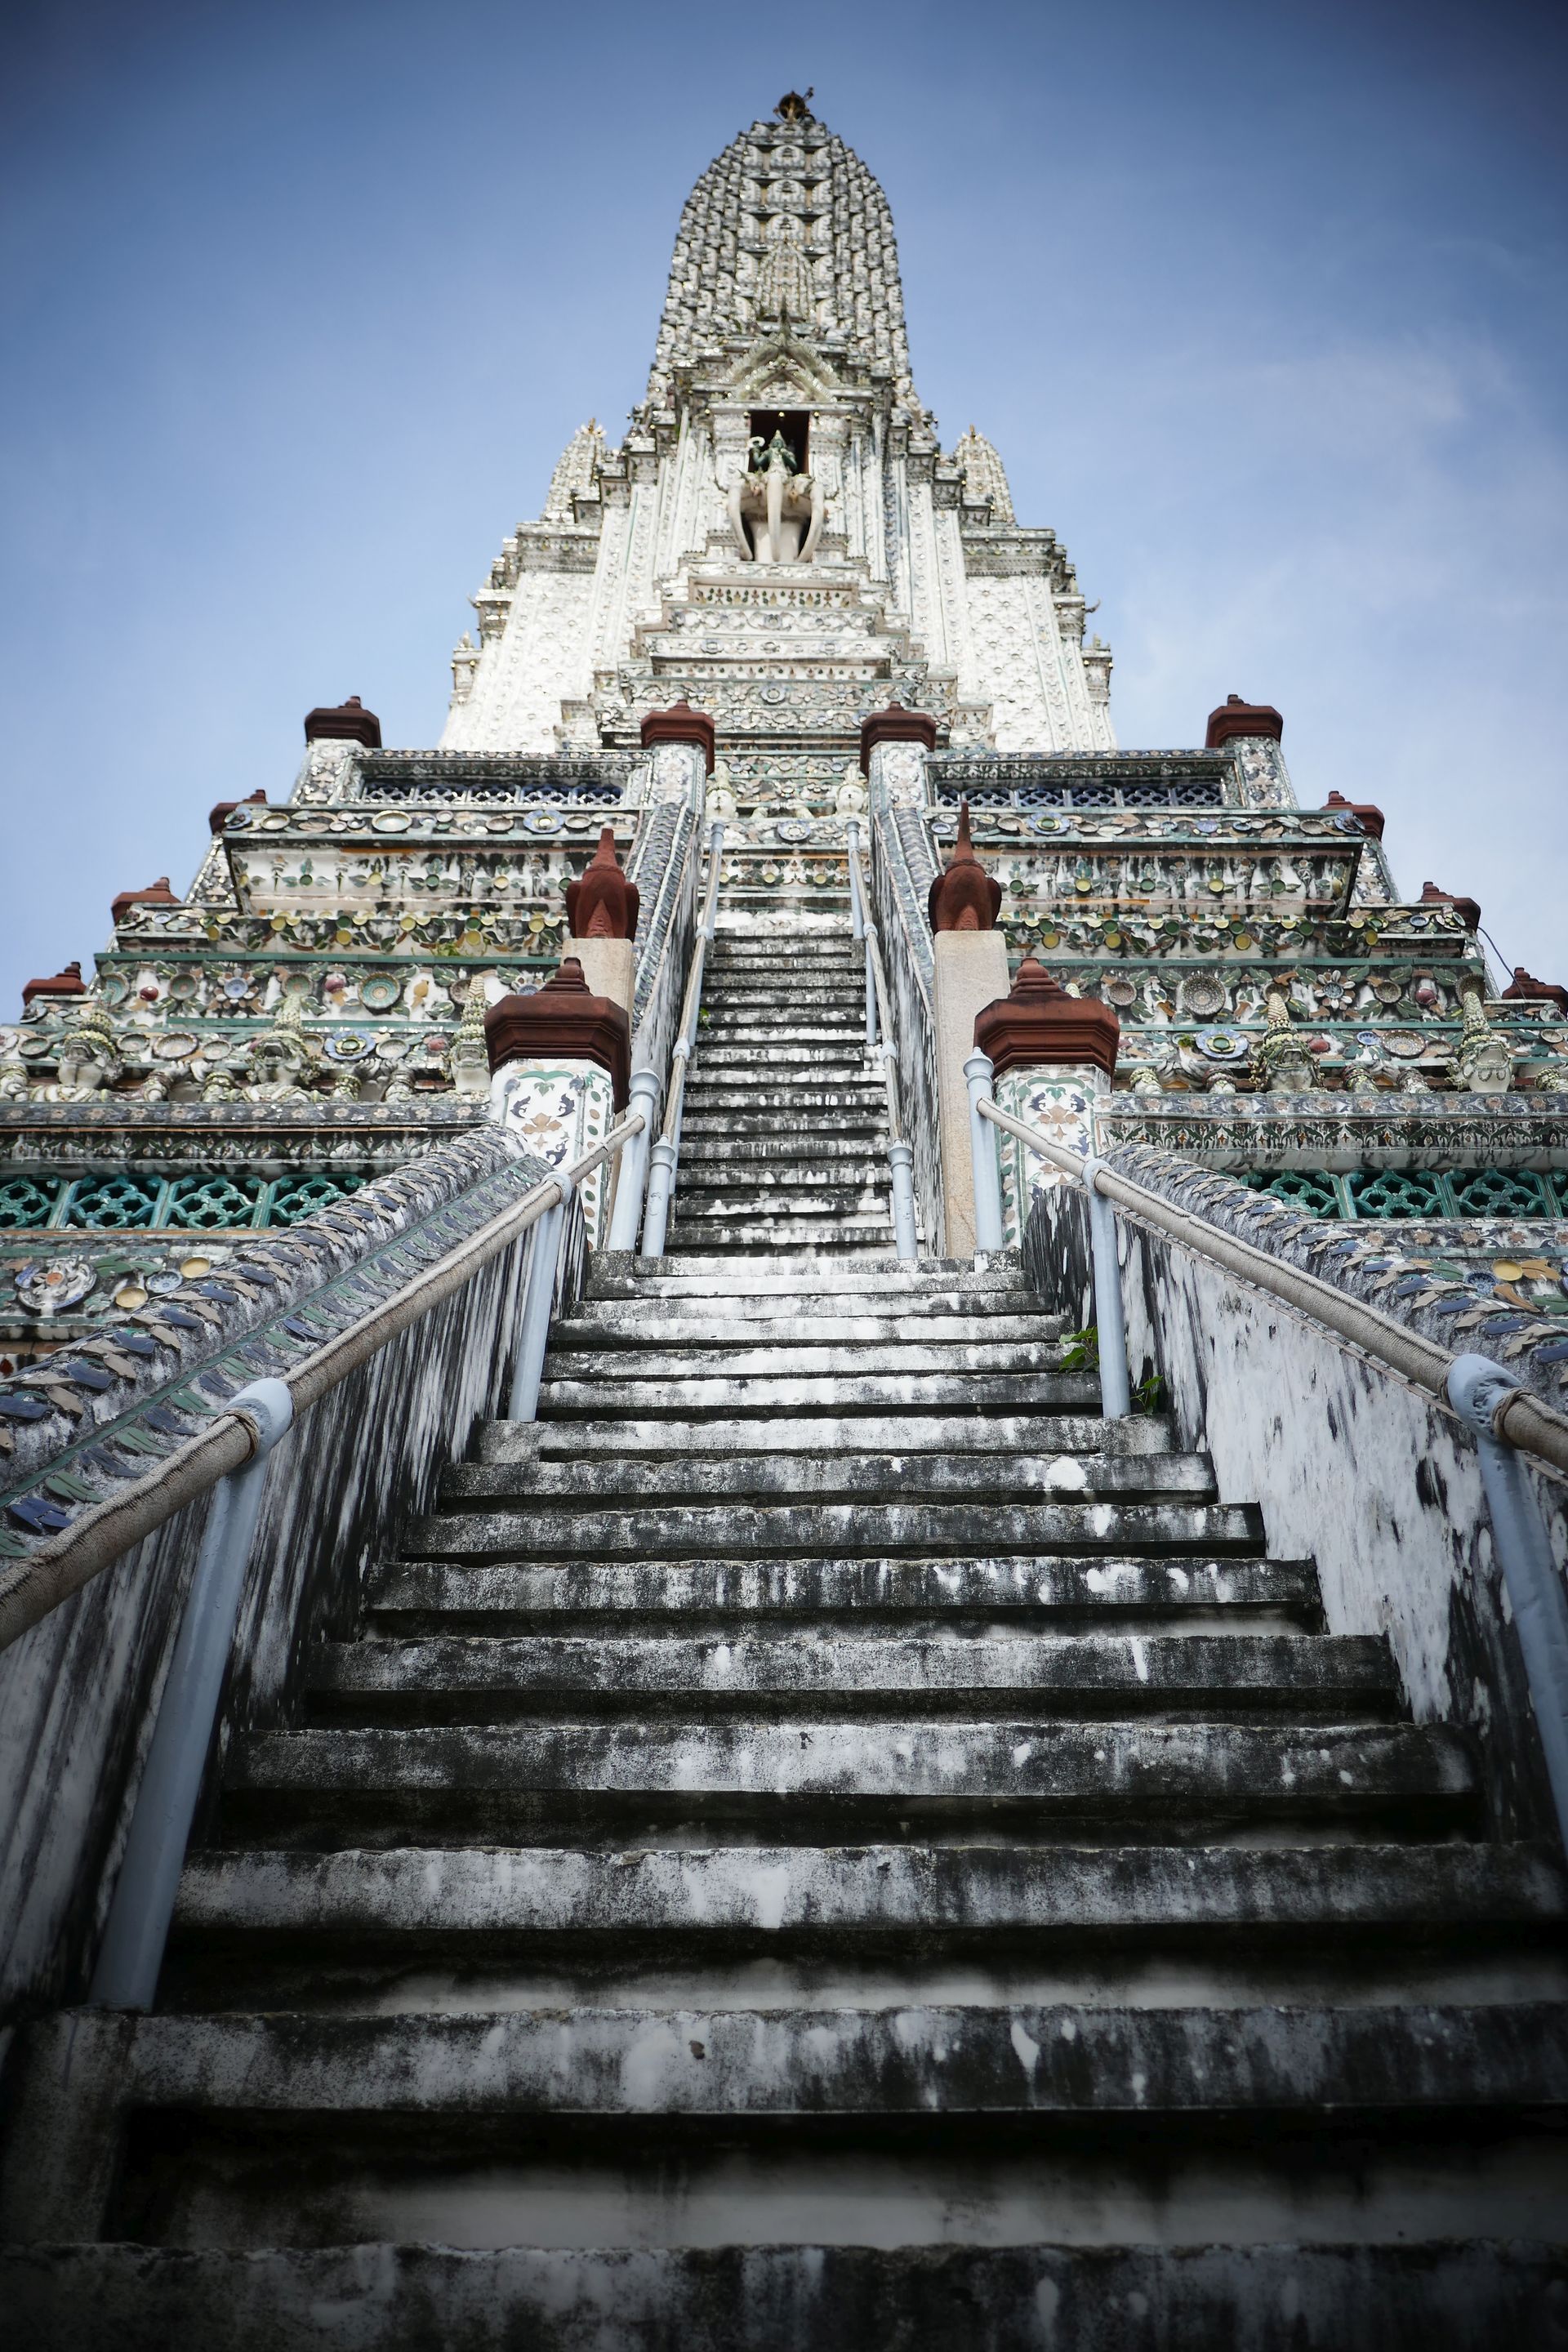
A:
1060;1323;1099;1372
1134;1367;1166;1415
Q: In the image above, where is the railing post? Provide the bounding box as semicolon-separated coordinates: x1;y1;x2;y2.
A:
1448;1352;1568;1853
641;1134;679;1260
845;818;866;941
888;1135;919;1263
863;919;880;1051
88;1377;294;2011
964;1052;1005;1254
608;1071;658;1253
507;1179;571;1420
1083;1154;1132;1419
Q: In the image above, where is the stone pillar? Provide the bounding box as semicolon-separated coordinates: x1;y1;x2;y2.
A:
928;798;1005;1258
973;956;1120;1245
484;960;631;1245
935;933;1010;1255
564;826;639;1020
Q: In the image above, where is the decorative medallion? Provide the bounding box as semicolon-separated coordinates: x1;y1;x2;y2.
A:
1195;1027;1249;1062
1106;978;1138;1009
372;813;412;834
1182;978;1227;1018
359;976;401;1010
759;684;789;705
1383;1031;1430;1060
14;1258;96;1314
146;1272;184;1295
523;809;562;835
1030;813;1071;836
153;1031;199;1061
324;1030;373;1064
775;818;813;843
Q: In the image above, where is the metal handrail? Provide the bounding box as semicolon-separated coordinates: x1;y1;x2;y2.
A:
971;1076;1568;1857
845;821;919;1261
0;1111;648;1655
641;820;724;1258
975;1089;1568;1478
33;1106;648;2011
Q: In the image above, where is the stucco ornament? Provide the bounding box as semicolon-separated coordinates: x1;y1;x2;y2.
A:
53;1002;120;1097
1251;989;1317;1094
1454;979;1514;1094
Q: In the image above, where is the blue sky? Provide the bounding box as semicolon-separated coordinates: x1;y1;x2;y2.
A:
2;0;1564;1005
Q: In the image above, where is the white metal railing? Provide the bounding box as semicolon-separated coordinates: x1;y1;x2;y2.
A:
844;820;919;1262
0;1110;649;2010
967;1062;1568;1852
639;820;724;1258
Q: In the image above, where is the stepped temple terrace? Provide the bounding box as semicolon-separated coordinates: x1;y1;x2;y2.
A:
2;93;1567;2351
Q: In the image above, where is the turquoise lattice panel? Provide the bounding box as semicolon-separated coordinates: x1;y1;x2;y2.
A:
63;1174;163;1230
1245;1170;1343;1218
267;1173;368;1226
1344;1170;1447;1219
165;1174;265;1230
1446;1169;1554;1217
0;1174;65;1230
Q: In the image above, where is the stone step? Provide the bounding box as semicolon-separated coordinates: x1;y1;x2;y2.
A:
10;2241;1561;2348
26;2001;1557;2139
680;1111;887;1140
174;1841;1566;1948
536;1370;1103;1416
474;1406;1147;1458
679;1137;890;1168
546;1312;1070;1350
663;1220;900;1253
409;1499;1267;1563
367;1551;1320;1627
222;1717;1478;1843
304;1631;1397;1721
559;1290;1058;1329
585;1254;1024;1296
439;1450;1214;1511
703;1004;867;1027
679;1089;887;1116
675;1161;895;1194
540;1340;1074;1379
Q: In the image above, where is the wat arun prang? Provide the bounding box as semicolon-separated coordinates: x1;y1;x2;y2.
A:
2;87;1566;1370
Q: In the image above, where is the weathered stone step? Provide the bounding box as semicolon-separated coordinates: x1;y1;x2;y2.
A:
220;1717;1479;1843
702;1009;868;1033
585;1254;1023;1296
537;1370;1102;1418
368;1551;1317;1627
481;1408;1107;1460
174;1840;1566;1947
22;2002;1558;2141
550;1312;1067;1350
679;1088;886;1116
664;1219;899;1253
415;1496;1262;1568
681;1111;886;1140
541;1340;1071;1380
305;1630;1396;1720
562;1286;1058;1328
14;2238;1560;2350
439;1450;1214;1512
680;1138;891;1170
676;1161;895;1195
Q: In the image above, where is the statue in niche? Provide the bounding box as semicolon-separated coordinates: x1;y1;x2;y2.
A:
726;423;825;564
755;212;817;324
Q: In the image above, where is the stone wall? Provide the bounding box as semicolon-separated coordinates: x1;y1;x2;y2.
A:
0;1136;553;2023
1027;1165;1568;1843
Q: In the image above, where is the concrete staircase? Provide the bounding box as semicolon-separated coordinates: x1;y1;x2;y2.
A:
6;1228;1566;2344
670;928;900;1258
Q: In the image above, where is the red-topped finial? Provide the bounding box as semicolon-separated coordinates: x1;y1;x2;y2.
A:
565;827;640;941
928;801;1002;934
